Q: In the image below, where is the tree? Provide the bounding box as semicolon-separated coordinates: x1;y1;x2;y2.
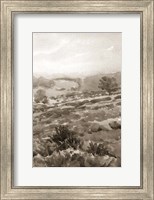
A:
34;89;48;104
98;76;118;95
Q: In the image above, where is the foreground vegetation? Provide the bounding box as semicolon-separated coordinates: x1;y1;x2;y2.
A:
33;125;120;167
33;87;121;167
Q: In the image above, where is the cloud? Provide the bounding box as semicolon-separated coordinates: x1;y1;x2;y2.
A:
33;33;121;76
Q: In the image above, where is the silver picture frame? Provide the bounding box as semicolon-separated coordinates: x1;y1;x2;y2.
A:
0;0;153;199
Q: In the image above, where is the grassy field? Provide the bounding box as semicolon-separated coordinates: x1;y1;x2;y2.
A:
33;89;121;167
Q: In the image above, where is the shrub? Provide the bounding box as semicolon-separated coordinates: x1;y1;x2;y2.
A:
98;76;118;95
34;89;48;104
87;142;109;156
52;126;81;150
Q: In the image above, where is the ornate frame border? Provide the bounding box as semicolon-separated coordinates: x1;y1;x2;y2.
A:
1;1;153;199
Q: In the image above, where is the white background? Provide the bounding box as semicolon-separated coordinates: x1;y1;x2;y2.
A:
14;14;140;186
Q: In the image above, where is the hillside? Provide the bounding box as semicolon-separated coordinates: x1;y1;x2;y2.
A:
81;72;120;91
33;76;55;88
33;72;121;167
33;72;121;97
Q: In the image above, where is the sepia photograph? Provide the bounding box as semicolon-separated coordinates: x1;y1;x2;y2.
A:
33;33;121;167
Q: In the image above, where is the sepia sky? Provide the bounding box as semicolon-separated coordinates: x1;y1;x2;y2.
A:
33;33;121;77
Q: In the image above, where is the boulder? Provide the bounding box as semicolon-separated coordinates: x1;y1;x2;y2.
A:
90;123;102;132
99;123;112;131
81;140;91;151
97;120;113;131
109;120;121;129
45;141;58;155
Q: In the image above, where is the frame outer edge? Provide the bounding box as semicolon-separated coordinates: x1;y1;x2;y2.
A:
1;1;8;199
0;0;154;200
146;1;154;199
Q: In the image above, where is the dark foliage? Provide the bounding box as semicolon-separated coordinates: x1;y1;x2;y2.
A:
52;126;81;150
98;76;118;95
87;141;109;156
34;89;48;104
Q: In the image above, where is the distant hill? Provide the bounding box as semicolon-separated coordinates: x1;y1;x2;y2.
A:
81;72;121;91
33;76;54;88
33;72;121;92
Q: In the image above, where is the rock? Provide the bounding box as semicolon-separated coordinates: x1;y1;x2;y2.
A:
109;120;121;129
99;123;112;131
33;154;46;167
84;155;96;167
97;155;110;166
80;140;91;151
89;120;113;132
108;157;121;167
45;141;57;155
103;156;116;167
90;123;102;132
89;118;121;132
97;120;112;131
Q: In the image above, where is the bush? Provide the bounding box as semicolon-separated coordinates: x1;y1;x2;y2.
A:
87;141;109;156
34;89;48;104
98;76;118;95
52;126;81;150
